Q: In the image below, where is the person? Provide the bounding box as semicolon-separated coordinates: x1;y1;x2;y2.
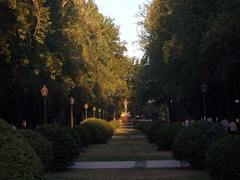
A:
220;118;229;129
236;118;240;134
21;120;27;129
229;120;238;134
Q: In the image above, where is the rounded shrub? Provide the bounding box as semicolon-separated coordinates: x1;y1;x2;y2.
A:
82;118;114;138
172;121;228;169
19;129;53;171
65;127;82;149
109;120;120;131
206;135;240;180
74;125;93;146
82;123;108;144
155;123;182;150
37;125;79;171
145;121;165;143
0;119;44;179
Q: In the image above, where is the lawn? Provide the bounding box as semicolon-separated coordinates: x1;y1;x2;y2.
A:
78;128;173;161
46;169;211;180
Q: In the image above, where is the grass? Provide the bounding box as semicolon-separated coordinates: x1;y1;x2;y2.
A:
46;169;211;180
78;128;173;161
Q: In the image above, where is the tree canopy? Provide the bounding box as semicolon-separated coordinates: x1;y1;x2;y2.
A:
0;0;134;127
134;0;240;120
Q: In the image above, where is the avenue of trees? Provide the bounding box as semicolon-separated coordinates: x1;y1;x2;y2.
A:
0;0;134;127
134;0;240;121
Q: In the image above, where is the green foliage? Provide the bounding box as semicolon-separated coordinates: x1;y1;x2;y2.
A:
65;127;82;149
172;121;228;169
135;121;165;143
0;119;44;179
109;120;120;131
206;135;240;180
19;129;53;171
134;0;240;119
82;118;114;138
37;125;79;171
74;125;93;146
155;123;182;150
81;119;110;144
0;0;134;127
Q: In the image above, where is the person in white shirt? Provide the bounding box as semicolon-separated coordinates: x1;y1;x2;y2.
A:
229;120;237;134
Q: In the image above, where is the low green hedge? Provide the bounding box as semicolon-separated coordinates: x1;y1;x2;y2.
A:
109;120;120;131
81;123;109;144
82;118;114;138
206;135;240;180
19;129;53;171
172;121;228;169
74;125;93;146
65;127;82;149
155;123;182;150
0;119;44;179
37;125;79;171
135;121;165;143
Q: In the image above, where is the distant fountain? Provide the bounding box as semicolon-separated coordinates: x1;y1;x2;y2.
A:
120;99;131;124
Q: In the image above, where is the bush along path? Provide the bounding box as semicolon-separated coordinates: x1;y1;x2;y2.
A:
72;126;186;169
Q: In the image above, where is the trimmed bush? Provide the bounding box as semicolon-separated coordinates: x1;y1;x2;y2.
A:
74;125;93;146
37;125;79;171
206;135;240;180
82;118;114;138
109;120;120;131
172;121;228;169
19;129;53;171
139;121;165;143
0;119;44;179
155;123;182;150
82;123;109;144
65;127;82;149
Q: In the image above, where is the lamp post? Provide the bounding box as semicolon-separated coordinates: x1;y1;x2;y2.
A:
98;108;101;119
40;85;48;124
200;83;207;120
93;106;96;118
235;99;240;117
84;103;88;119
70;97;75;128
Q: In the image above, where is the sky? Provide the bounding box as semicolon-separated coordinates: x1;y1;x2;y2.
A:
94;0;147;59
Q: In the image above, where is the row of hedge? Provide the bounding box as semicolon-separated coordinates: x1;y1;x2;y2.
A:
136;120;240;179
135;121;182;150
0;118;120;179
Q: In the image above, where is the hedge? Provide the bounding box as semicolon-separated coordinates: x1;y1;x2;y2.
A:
0;119;44;179
82;118;114;138
155;123;182;150
65;127;82;149
206;135;240;180
172;121;228;169
135;121;165;143
37;125;79;171
74;125;93;146
109;120;120;131
81;123;109;144
19;129;53;171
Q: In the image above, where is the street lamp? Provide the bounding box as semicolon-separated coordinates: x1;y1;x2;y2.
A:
93;106;96;118
40;85;48;124
235;99;240;117
98;108;101;119
69;97;75;128
84;103;88;119
200;83;207;120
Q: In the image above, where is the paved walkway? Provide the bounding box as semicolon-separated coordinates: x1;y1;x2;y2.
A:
72;160;189;169
73;127;189;169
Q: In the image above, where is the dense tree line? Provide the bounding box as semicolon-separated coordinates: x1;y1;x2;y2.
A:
134;0;240;121
0;0;134;127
